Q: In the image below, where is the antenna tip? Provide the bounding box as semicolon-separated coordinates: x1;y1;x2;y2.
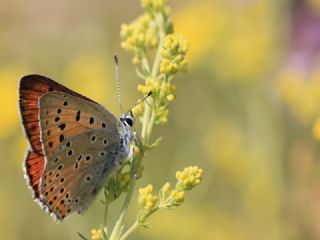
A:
147;91;153;96
114;55;118;64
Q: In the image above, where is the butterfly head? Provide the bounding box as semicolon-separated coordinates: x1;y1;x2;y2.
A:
120;110;134;128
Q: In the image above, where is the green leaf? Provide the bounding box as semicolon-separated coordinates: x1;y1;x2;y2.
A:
77;232;88;240
148;137;162;149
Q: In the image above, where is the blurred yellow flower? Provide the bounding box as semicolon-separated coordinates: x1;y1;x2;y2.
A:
313;118;320;139
91;229;103;240
176;166;203;190
166;94;175;101
173;1;226;63
203;120;248;184
141;0;169;14
174;0;278;82
138;184;158;211
0;68;24;139
277;62;320;140
170;190;185;204
162;182;171;193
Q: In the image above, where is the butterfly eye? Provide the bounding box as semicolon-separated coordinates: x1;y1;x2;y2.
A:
125;118;133;126
124;116;134;127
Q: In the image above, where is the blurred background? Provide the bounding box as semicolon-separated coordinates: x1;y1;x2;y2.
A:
1;0;320;239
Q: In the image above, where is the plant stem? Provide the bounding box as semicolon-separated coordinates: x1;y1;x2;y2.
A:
151;14;165;78
104;202;109;227
119;222;139;240
109;150;143;239
141;98;152;144
120;207;159;240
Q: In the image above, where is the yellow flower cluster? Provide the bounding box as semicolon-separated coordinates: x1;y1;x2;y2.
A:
136;77;176;124
160;34;188;77
170;190;185;204
121;13;158;64
137;77;160;95
141;0;170;16
136;167;202;223
91;229;103;240
160;182;185;206
155;106;169;124
138;184;159;211
176;166;203;190
158;166;203;209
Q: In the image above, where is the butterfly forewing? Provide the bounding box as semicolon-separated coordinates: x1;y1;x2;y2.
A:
39;92;118;156
40;128;120;221
19;75;99;155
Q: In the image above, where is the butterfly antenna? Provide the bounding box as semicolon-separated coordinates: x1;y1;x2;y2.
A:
124;91;153;115
114;55;124;113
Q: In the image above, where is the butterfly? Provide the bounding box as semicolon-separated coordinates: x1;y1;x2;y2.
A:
19;74;135;222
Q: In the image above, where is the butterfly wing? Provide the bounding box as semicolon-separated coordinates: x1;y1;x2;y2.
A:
20;75;101;199
39;128;120;221
19;75;123;213
38;91;123;221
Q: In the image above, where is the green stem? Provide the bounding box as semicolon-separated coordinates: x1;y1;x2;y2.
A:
141;98;152;144
120;207;159;240
146;109;156;140
151;14;165;78
142;56;150;74
104;202;109;227
109;152;143;240
119;222;139;240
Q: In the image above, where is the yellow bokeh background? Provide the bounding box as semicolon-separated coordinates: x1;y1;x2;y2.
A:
1;0;320;239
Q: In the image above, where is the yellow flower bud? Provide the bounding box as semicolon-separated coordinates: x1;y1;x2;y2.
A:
160;116;168;124
176;165;203;190
137;84;146;93
132;55;141;65
162;182;171;193
166;94;175;101
138;184;158;211
132;145;140;158
176;191;185;202
91;229;103;240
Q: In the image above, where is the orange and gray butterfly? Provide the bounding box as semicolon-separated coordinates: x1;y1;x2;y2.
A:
19;75;99;199
19;75;133;222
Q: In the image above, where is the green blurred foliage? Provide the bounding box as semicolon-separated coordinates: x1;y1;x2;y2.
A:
1;0;320;239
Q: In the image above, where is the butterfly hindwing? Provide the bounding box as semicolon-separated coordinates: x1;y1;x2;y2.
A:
39;128;120;221
23;150;46;198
